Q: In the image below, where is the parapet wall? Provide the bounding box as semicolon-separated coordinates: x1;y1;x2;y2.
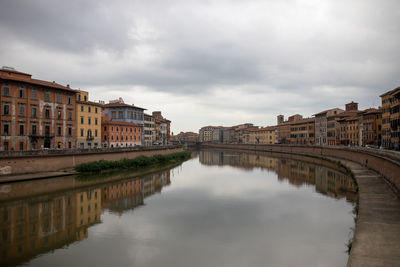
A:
0;145;184;175
201;143;400;191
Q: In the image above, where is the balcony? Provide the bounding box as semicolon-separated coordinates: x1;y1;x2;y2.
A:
86;136;94;141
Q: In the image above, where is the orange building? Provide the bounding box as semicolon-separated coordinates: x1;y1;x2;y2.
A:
0;67;77;151
380;87;400;149
102;118;142;148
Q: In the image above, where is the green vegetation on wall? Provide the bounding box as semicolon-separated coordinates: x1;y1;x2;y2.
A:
75;150;191;173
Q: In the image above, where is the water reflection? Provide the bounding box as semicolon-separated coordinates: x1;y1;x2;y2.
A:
0;170;171;266
199;150;357;202
0;150;356;267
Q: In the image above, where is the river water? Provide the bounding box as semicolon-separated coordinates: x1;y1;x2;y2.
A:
0;150;357;267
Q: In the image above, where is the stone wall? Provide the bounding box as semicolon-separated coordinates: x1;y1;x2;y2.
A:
202;143;400;191
0;145;183;175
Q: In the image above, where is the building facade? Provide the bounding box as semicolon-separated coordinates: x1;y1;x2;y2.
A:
289;118;315;145
0;67;76;151
360;108;382;146
101;119;142;148
314;108;344;146
380;87;400;149
103;98;145;144
75;90;102;149
152;111;171;145
247;126;276;144
143;113;155;146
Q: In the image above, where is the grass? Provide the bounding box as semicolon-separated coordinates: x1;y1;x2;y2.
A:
75;150;191;174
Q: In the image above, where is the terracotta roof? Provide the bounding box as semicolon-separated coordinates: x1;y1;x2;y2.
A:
361;108;381;115
76;100;104;107
0;70;77;93
313;108;343;116
290;117;315;125
379;86;400;97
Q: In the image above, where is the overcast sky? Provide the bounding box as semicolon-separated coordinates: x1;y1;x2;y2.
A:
1;0;399;133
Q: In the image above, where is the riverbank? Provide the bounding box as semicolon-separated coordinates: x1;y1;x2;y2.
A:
201;144;400;267
0;145;184;176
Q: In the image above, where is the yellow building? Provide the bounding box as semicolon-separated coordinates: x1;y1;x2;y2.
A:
248;126;276;144
76;90;103;149
76;188;102;237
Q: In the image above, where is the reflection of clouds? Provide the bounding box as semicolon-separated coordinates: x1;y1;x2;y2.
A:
27;152;354;267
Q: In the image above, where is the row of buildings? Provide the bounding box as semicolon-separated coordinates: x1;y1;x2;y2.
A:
0;67;171;151
199;86;400;150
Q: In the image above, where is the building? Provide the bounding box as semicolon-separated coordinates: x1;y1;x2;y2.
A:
276;116;291;144
359;108;382;146
314;108;344;146
380;87;400;149
199;126;216;142
103;98;146;144
0;67;77;151
170;131;199;144
152;111;171;145
247;126;276;144
75;90;103;149
143;113;155;146
101;118;142;148
289;117;315;145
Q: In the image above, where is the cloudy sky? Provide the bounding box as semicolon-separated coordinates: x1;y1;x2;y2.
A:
1;0;399;133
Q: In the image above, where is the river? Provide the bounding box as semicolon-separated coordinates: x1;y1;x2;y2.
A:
0;149;357;267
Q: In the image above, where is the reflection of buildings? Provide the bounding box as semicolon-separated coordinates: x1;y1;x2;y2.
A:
199;150;357;202
0;189;99;266
0;169;172;266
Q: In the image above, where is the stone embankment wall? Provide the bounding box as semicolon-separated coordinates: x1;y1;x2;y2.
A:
0;145;183;175
202;143;400;191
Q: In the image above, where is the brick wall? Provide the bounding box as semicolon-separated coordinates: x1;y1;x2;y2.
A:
0;146;183;175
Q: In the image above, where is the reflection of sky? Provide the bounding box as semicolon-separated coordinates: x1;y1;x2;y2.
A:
29;157;354;267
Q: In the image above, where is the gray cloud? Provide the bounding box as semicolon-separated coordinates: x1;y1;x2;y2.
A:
0;0;399;131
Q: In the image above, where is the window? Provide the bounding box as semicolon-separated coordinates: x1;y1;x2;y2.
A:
68;110;72;120
104;126;107;131
57;126;62;136
19;142;24;151
87;129;92;137
3;124;9;135
95;129;98;137
3;103;10;115
45;125;50;136
32;106;37;118
118;111;123;119
57;109;62;120
45;108;50;119
19;104;25;116
68;96;72;105
80;116;84;124
88;117;91;125
95;107;98;114
19;88;25;98
95;118;98;125
68;126;72;136
84;95;87;101
32;125;37;135
78;94;81;101
32;89;37;100
88;106;91;113
80;105;84;112
45;92;50;102
57;93;62;103
68;142;71;148
4;141;8;150
19;124;24;135
3;85;10;96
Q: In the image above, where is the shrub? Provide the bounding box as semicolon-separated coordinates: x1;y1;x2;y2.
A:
75;150;191;173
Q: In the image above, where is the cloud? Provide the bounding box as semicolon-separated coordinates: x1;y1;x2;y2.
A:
0;0;399;132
